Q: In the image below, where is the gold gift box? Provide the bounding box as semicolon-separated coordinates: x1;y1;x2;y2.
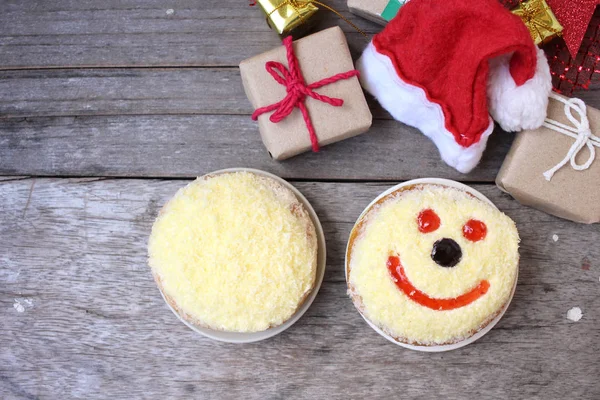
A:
256;0;319;35
512;0;563;45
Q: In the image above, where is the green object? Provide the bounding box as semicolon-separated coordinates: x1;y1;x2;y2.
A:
381;0;408;22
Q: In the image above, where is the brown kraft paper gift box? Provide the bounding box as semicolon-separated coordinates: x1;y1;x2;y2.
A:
239;26;372;160
496;95;600;224
347;0;391;25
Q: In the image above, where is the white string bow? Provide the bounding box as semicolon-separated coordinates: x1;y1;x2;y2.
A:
542;93;600;181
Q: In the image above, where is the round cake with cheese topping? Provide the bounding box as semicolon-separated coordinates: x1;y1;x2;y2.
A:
346;184;519;346
148;171;317;333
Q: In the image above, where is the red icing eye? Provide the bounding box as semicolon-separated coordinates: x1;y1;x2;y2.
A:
417;209;440;233
463;219;487;242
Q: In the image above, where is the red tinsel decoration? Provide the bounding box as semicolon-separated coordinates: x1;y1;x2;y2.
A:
546;8;600;94
500;0;600;95
546;0;600;58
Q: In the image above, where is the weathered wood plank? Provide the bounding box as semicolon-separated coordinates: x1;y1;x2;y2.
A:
0;178;598;399
0;115;515;181
0;69;598;182
0;68;389;119
0;68;246;118
2;68;599;119
0;0;375;69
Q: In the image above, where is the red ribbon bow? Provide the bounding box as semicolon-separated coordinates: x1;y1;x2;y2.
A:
251;36;360;152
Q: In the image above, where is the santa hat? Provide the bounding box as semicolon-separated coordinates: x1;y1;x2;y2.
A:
357;0;552;173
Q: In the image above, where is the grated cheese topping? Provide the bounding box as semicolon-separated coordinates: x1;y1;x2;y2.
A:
148;172;317;332
348;185;519;345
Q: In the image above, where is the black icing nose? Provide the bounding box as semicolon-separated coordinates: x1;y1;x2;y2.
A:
431;238;462;268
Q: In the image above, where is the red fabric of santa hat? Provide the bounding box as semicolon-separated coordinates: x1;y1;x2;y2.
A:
357;0;552;173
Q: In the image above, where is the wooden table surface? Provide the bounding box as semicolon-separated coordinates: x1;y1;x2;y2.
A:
1;1;599;399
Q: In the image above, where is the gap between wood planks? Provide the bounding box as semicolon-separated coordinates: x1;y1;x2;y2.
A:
0;175;499;185
0;66;242;72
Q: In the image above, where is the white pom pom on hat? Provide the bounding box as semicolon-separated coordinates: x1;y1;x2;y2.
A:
487;48;553;133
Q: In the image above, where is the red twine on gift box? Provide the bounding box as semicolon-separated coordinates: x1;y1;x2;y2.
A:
251;36;360;152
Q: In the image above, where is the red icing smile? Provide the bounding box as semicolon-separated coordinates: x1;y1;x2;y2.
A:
387;255;490;311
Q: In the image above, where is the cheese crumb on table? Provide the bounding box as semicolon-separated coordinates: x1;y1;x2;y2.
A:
567;307;583;322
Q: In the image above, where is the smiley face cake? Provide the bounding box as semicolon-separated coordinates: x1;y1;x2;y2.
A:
346;184;519;346
148;171;317;333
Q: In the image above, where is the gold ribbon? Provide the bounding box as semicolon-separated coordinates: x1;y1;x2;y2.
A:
513;0;562;45
267;0;368;38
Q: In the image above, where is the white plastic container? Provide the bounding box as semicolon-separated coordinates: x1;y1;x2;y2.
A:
158;168;327;343
345;178;518;352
